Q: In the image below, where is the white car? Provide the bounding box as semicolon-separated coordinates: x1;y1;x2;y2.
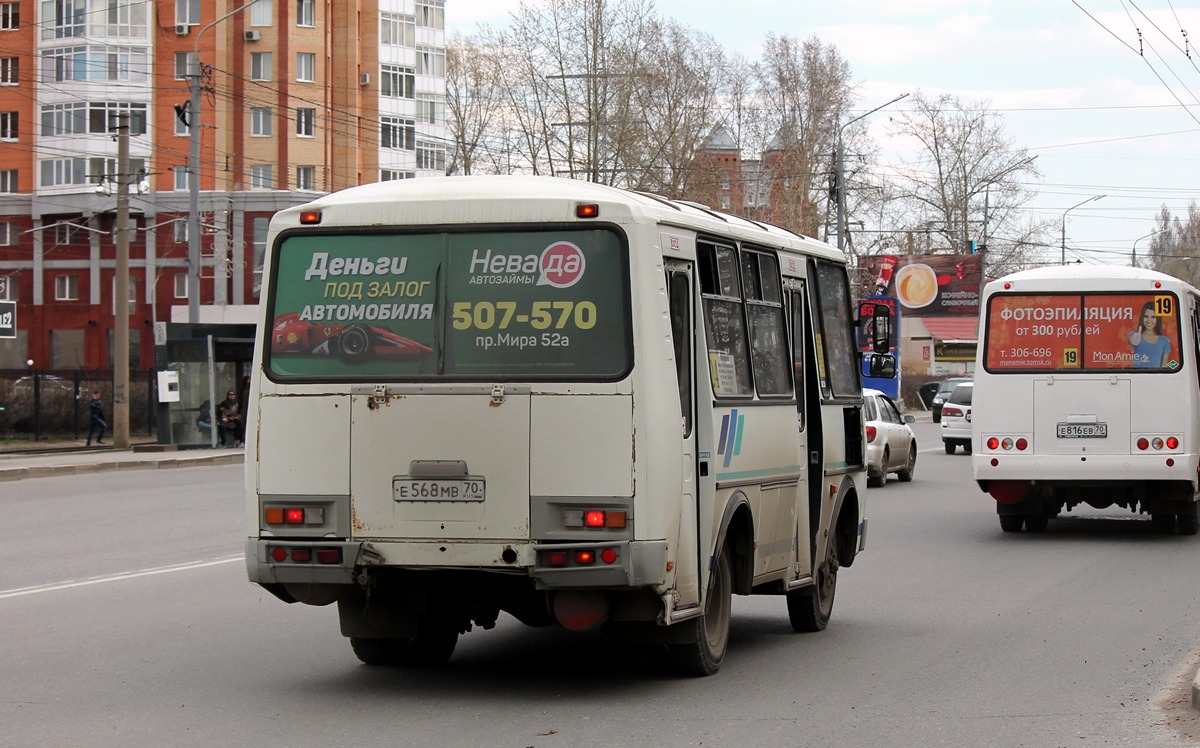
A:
863;388;917;487
940;382;974;454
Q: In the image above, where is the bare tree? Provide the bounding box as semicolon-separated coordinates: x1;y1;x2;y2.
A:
887;92;1045;276
445;35;506;175
1146;203;1200;286
750;35;855;238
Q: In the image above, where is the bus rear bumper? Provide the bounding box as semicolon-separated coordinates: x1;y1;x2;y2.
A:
973;452;1200;487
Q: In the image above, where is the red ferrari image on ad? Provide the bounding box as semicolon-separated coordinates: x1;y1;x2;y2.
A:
271;312;433;363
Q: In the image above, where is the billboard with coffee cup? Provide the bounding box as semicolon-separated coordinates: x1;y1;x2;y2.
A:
859;254;981;315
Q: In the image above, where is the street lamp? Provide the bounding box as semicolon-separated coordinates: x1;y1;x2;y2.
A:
835;93;909;256
978;154;1037;296
1060;195;1105;265
1132;229;1164;268
187;0;261;324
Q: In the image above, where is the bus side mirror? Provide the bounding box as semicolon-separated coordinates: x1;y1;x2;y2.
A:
872;305;891;354
863;353;897;379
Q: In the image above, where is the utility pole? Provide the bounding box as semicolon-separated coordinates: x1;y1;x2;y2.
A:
187;0;261;324
114;111;131;449
835;93;908;258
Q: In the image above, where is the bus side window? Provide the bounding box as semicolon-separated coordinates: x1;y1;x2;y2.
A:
697;242;753;398
742;250;792;398
668;271;693;438
790;285;807;432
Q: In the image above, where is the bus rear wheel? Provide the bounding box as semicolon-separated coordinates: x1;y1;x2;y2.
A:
998;514;1024;533
665;547;732;676
350;619;459;667
1151;513;1176;534
788;534;839;632
1178;510;1198;536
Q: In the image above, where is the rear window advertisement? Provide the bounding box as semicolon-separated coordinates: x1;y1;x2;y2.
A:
984;293;1182;372
267;230;630;379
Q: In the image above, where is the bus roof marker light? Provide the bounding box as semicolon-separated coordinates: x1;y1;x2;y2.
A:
1155;281;1162;288
299;210;322;225
576;203;600;219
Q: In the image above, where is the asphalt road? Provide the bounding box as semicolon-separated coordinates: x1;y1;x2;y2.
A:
3;430;1200;747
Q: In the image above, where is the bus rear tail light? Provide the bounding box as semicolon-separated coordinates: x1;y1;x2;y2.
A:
264;506;325;526
1015;438;1028;451
315;548;342;564
563;509;627;529
865;425;877;443
984;436;1030;452
268;546;341;564
1137;435;1181;452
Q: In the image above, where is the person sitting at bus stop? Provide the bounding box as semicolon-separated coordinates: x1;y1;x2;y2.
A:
1128;301;1171;368
218;389;244;447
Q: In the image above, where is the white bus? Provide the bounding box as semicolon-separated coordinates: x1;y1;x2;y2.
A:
244;175;883;676
972;265;1200;534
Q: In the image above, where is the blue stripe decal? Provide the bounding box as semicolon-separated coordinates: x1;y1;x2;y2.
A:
718;413;730;454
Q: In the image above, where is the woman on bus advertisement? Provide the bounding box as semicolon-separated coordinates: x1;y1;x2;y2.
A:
1127;299;1172;368
985;292;1181;371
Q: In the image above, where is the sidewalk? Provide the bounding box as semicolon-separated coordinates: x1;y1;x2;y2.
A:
0;441;244;482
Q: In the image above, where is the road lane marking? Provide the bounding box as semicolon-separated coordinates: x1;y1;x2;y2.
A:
0;555;242;600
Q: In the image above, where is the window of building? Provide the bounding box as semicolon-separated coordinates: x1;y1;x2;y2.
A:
416;95;443;125
89;102;147;135
0;111;15;140
40;46;84;82
381;117;414;150
380;170;414;181
174;272;188;299
41;158;87;188
250;164;273;189
295;107;314;137
174;51;195;80
175;0;200;26
380;64;414;99
252;216;268;298
296;52;314;82
416;140;445;171
173;165;189;191
0;275;16;300
416;45;444;77
0;56;17;84
41;102;86;135
249;0;272;26
88;157;145;187
173;218;187;242
0;169;15;192
380;12;414;46
106;328;140;368
0;223;12;246
251;107;272;136
97;46;149;82
50;329;84;368
296;165;314;190
43;0;85;39
416;0;443;29
174;103;189;136
296;0;313;27
101;0;148;38
250;52;272;81
0;3;19;30
55;274;79;301
110;276;136;315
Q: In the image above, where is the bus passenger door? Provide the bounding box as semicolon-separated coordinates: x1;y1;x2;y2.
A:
788;281;815;580
667;260;701;609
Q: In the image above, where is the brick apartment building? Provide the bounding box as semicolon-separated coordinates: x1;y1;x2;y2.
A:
0;0;447;370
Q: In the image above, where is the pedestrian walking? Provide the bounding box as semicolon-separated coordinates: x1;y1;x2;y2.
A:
86;390;107;446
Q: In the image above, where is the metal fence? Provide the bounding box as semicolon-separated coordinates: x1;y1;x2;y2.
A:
0;369;158;441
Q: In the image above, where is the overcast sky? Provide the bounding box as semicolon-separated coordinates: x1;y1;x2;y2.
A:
449;1;1200;266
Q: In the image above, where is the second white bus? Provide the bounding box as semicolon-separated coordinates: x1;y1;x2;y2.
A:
972;265;1200;534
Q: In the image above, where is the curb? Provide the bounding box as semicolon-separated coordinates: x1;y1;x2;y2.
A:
1193;673;1200;711
0;452;244;482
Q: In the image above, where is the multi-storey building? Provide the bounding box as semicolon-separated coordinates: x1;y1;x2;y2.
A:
0;0;447;370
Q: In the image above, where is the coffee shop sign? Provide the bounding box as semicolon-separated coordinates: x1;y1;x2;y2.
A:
860;254;981;316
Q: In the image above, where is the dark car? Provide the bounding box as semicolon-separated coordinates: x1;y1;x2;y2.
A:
931;377;971;423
